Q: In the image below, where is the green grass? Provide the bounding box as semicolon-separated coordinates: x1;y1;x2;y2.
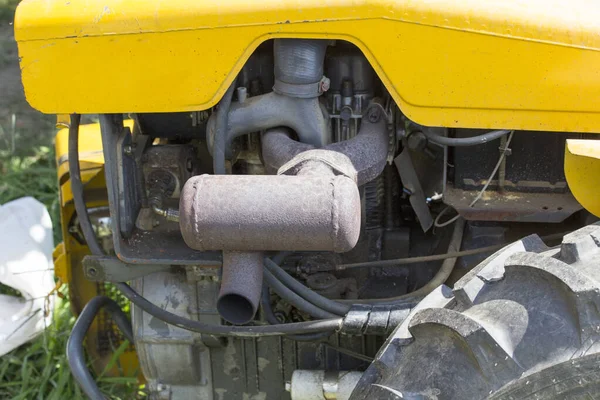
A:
0;292;140;400
0;0;18;24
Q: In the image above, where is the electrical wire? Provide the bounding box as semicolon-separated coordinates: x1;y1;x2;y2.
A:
338;230;569;272
469;130;515;207
213;81;237;175
261;285;333;342
423;129;510;147
339;218;465;305
66;296;133;400
434;206;460;228
265;258;351;316
263;268;339;319
68;114;105;257
431;131;515;228
337;242;505;270
114;282;341;337
393;218;465;301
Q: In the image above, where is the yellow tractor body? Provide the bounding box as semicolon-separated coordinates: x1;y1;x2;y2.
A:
15;0;600;132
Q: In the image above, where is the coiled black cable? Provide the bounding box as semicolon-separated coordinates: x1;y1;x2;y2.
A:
66;296;133;400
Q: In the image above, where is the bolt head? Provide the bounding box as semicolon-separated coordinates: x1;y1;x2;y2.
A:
340;107;352;122
320;76;331;93
407;131;427;151
367;107;381;123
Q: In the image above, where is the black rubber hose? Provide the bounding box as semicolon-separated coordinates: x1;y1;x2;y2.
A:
265;258;351;316
261;285;332;342
68;114;105;257
263;268;339;319
212;81;237;174
423;129;510;147
114;282;341;337
66;296;134;400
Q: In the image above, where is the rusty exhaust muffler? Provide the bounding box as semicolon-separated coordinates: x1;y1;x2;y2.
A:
179;173;361;253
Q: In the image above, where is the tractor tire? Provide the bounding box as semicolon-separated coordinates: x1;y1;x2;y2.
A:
350;223;600;400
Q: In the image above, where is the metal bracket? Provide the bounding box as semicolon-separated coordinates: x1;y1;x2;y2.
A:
82;255;171;282
394;147;434;232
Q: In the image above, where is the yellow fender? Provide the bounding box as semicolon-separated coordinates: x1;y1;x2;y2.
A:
565;139;600;218
15;0;600;133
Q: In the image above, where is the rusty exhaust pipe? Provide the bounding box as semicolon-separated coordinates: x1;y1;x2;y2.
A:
217;251;264;325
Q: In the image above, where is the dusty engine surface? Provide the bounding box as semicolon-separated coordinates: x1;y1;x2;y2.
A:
81;39;590;400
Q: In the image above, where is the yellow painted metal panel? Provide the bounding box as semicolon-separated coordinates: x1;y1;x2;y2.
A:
565;139;600;217
55;120;134;204
52;242;69;284
54;120;134;182
15;0;600;132
55;123;105;180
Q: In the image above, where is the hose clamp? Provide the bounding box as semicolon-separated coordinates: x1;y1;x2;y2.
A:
278;149;358;182
273;76;330;99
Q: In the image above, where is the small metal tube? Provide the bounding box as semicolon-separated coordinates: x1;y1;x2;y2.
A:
149;192;180;222
150;203;180;222
217;251;264;325
236;86;248;104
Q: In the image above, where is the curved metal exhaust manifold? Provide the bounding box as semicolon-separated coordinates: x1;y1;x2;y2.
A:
206;39;332;156
262;101;390;186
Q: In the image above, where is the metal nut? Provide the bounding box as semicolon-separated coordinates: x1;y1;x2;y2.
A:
407;131;428;151
367;106;381;123
319;76;331;93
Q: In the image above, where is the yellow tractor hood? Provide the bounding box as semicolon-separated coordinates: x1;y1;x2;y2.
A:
14;0;600;132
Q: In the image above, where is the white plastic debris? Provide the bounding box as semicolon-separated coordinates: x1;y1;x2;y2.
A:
0;197;55;356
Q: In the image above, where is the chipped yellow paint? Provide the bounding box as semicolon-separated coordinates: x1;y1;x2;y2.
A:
55;122;105;184
565;139;600;217
54;120;134;202
14;0;600;132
